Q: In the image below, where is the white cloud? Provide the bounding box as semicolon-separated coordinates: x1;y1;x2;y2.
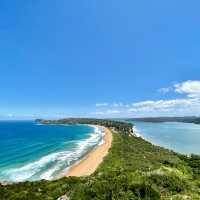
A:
107;110;120;114
132;101;156;108
93;80;200;117
93;110;120;116
112;103;124;107
7;113;14;118
175;80;200;98
95;103;109;107
94;111;105;115
129;98;200;113
127;79;200;115
158;87;172;94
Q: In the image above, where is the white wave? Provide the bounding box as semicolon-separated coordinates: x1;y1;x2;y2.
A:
3;125;104;182
132;126;143;138
40;163;62;180
88;125;105;146
35;123;44;126
4;151;68;182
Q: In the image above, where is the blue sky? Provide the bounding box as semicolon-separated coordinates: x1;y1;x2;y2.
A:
0;1;200;119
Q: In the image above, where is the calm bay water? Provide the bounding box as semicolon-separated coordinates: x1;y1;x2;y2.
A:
131;121;200;155
0;121;103;182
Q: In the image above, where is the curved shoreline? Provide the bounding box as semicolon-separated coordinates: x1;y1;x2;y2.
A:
64;126;112;177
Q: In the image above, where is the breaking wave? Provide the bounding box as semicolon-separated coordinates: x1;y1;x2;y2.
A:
1;125;104;182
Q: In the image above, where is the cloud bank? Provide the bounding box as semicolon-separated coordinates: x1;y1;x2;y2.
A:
94;80;200;117
175;80;200;98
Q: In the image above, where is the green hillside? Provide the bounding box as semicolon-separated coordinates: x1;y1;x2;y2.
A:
126;116;200;124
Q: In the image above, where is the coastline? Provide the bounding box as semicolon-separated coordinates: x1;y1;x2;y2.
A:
0;125;112;184
132;126;142;138
63;126;112;177
3;120;200;199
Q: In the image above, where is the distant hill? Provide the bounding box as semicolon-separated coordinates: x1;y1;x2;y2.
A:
126;116;200;124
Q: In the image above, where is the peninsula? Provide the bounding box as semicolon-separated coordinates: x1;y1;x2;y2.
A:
1;118;200;200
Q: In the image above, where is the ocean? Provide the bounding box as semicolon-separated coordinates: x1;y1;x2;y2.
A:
0;121;103;182
131;121;200;155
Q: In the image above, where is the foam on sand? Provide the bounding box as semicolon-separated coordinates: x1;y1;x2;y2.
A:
132;126;144;138
66;127;112;177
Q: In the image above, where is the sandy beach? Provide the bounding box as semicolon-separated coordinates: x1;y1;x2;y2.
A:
65;127;112;177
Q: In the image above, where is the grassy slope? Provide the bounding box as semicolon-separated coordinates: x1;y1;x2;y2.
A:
0;120;200;200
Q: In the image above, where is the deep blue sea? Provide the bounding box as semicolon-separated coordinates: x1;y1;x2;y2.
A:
0;121;103;182
131;121;200;155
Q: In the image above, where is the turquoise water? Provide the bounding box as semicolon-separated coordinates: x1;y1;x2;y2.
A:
0;121;103;182
131;121;200;155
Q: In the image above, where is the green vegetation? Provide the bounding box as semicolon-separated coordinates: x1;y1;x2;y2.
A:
1;119;200;199
37;118;133;134
126;116;200;124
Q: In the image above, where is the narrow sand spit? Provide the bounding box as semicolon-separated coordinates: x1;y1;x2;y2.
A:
66;127;112;177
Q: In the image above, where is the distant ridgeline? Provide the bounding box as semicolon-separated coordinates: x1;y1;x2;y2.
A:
37;118;134;134
1;118;200;200
126;116;200;124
